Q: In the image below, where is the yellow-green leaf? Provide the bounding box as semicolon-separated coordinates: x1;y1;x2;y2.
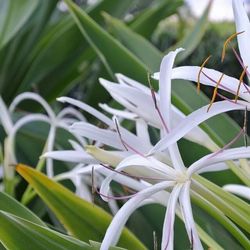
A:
16;164;146;250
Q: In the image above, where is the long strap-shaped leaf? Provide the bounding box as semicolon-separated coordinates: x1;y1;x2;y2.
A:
0;211;92;250
16;164;146;250
0;191;45;226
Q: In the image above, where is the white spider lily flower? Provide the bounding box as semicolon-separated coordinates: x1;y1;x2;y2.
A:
99;72;218;152
151;0;250;106
223;184;250;200
0;92;85;182
57;96;153;154
100;49;250;250
100;145;250;250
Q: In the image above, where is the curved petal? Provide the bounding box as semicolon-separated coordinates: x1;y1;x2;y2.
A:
223;184;250;200
188;147;250;176
232;0;250;70
148;100;249;155
100;155;176;202
43;150;96;163
159;49;185;171
179;182;203;250
57;97;112;126
170;66;250;102
161;184;182;250
9;92;56;120
159;48;184;128
100;181;175;250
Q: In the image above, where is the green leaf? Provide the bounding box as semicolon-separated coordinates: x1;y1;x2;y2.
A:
0;211;92;250
16;164;146;250
64;0;149;82
130;0;183;38
169;0;212;62
103;12;162;71
0;0;39;49
0;191;45;227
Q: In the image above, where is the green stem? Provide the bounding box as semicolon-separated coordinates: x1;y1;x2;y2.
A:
192;180;250;233
226;160;250;187
21;147;46;205
192;190;250;249
194;175;250;215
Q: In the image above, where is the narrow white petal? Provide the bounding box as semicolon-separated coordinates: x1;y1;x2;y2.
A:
148;100;250;155
232;0;250;70
9;92;56;120
0;97;13;134
171;66;250;102
68;140;85;151
100;78;160;126
223;184;250;200
161;184;182;250
159;48;184;127
43;150;96;163
99;103;138;120
4;114;50;179
135;119;151;145
71;121;151;153
159;49;186;171
101;181;175;250
115;73;150;94
70;122;123;149
179;182;203;250
57;107;86;121
46;125;56;178
197;162;228;173
57;97;112;126
188;146;250;176
100;155;175;202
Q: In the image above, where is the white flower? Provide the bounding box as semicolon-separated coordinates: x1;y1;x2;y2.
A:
150;0;250;155
99;50;250;250
0;92;85;183
99;65;218;152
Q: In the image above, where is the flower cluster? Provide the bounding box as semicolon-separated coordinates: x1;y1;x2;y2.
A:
0;0;249;249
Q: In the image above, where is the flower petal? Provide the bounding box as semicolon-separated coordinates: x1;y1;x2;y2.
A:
223;184;250;200
0;97;13;134
159;48;184;128
100;181;175;250
43;150;96;163
232;0;250;70
171;66;250;102
161;184;182;250
188;146;250;176
148;100;249;155
9;92;56;120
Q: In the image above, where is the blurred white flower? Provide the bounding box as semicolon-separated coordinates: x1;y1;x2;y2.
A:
0;92;85;184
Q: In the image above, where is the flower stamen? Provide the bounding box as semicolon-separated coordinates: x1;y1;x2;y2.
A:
235;66;248;103
221;31;244;62
207;73;224;112
113;117;144;157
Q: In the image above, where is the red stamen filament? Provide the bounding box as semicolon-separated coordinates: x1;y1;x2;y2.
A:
114;118;145;157
148;73;169;133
